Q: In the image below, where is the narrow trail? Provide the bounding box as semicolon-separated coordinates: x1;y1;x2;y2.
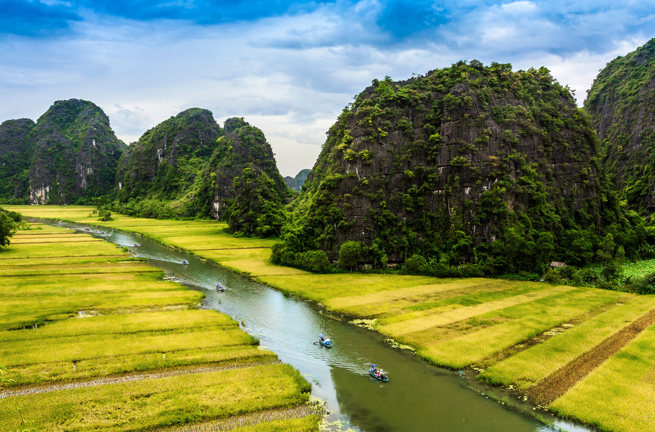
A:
0;361;278;398
163;405;313;431
527;307;655;405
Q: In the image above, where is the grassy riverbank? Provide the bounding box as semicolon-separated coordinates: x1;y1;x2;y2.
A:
6;205;655;432
0;220;318;431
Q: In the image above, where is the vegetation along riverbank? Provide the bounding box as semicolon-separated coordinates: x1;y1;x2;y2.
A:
6;205;655;432
0;218;318;431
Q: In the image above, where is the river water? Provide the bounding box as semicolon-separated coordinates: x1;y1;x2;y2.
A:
55;221;589;432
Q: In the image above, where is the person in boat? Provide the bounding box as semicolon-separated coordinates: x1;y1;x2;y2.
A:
216;283;224;291
370;364;377;374
318;334;325;343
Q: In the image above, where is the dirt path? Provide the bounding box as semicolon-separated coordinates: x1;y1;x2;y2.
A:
0;361;278;398
527;307;655;405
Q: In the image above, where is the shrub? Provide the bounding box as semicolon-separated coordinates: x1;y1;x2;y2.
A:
402;254;428;274
337;241;362;270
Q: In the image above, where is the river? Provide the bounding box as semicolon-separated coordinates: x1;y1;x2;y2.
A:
54;221;589;432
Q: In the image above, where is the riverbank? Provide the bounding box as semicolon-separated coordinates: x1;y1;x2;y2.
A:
6;205;655;432
0;221;318;431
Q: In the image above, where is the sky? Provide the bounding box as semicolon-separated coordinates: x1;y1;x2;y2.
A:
1;1;654;176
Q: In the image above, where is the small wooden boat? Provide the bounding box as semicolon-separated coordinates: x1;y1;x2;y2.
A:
369;365;389;382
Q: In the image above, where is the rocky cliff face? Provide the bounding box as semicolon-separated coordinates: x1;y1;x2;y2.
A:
116;108;222;201
0;119;35;201
0;100;125;204
283;61;625;270
202;118;289;218
584;38;655;211
28;99;126;204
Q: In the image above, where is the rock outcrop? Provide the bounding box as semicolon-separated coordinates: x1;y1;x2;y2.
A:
0;99;125;204
116;108;222;201
202;118;289;218
281;61;629;271
585;38;655;211
0;119;36;201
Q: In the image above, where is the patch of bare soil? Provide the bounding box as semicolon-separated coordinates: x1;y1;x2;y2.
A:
527;307;655;405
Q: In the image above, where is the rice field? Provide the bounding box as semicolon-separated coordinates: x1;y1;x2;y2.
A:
0;221;317;431
6;205;655;432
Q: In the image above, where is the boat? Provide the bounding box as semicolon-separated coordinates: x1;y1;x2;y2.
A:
182;259;189;265
318;334;333;348
216;283;225;292
369;365;389;382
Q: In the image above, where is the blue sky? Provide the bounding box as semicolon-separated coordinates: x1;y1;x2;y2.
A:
1;1;653;175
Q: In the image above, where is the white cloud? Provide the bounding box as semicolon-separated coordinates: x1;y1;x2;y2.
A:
0;2;652;175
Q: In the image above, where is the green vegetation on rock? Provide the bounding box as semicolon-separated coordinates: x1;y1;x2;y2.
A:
585;38;655;213
0;99;126;205
113;114;289;236
276;61;647;275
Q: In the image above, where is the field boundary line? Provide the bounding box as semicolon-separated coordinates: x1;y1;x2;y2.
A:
0;360;279;398
478;299;624;368
527;306;655;405
381;285;576;336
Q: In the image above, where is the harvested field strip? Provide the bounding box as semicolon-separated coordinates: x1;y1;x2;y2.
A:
477;297;628;369
340;282;539;319
550;325;655;432
10;238;104;244
527;306;655;405
406;288;622;368
166;405;316;432
0;364;310;432
257;274;445;302
0;310;237;341
0;256;135;266
378;285;576;336
2;327;255;367
481;295;653;388
0;263;160;276
0;361;278;398
0;255;129;264
325;279;508;310
3;346;277;388
0;242;123;258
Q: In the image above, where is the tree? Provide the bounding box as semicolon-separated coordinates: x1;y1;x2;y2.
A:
337;241;362;270
0;210;18;248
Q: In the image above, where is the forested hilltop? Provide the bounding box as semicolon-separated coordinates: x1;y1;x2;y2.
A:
0;99;125;204
113;111;290;235
275;61;648;276
585;38;655;212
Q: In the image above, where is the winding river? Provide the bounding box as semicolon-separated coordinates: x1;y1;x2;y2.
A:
55;221;589;432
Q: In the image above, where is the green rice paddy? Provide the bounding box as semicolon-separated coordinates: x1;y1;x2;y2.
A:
6;205;655;431
0;220;317;431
